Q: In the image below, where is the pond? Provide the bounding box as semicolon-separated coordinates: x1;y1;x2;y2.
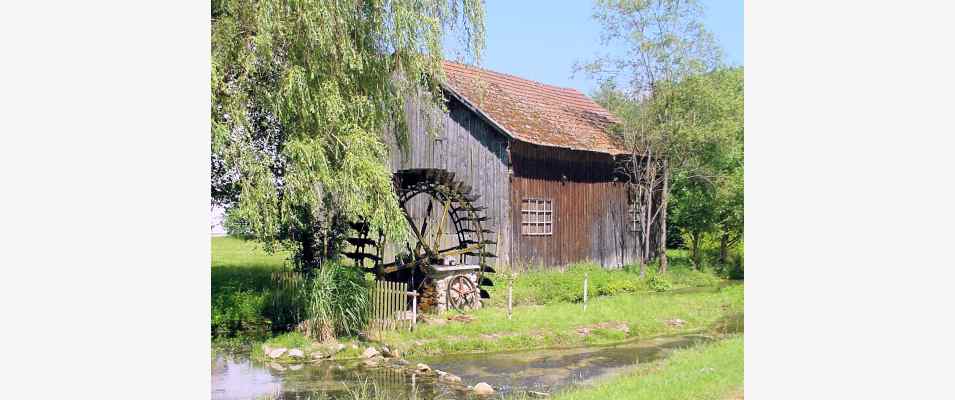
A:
212;314;741;400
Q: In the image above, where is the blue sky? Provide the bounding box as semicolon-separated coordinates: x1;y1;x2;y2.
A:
447;0;742;96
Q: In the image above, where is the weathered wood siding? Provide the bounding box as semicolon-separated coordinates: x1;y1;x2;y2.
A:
508;141;639;268
384;94;512;266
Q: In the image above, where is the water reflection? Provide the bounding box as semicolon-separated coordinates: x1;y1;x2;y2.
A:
212;332;727;399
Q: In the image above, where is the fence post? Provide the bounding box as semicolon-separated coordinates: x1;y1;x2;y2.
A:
507;278;513;320
411;289;417;331
583;272;589;311
389;281;396;331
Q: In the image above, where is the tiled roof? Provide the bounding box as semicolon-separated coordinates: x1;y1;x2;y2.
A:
441;61;626;155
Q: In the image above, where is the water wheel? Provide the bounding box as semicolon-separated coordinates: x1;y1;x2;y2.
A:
344;168;496;308
447;275;478;311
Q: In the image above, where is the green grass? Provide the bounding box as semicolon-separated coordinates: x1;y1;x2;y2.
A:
211;237;291;338
211;236;741;361
382;283;742;358
212;236;290;269
485;256;723;308
552;336;743;400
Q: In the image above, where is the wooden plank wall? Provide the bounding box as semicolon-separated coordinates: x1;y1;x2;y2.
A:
509;141;639;268
383;93;512;266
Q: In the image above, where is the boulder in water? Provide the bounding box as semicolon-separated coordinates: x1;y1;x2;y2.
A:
362;347;380;359
268;348;287;359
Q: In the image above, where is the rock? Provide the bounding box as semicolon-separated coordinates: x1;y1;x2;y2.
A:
288;348;305;358
434;369;447;377
288;364;303;371
311;351;326;360
615;323;631;334
268;348;288;359
335;343;346;352
527;391;550;398
415;363;431;373
382;346;400;358
269;362;286;371
393;358;410;366
362;358;380;368
665;318;687;327
261;344;273;356
473;382;495;395
362;347;380;359
439;373;462;384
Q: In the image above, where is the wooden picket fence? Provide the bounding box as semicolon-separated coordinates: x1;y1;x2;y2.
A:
368;280;418;333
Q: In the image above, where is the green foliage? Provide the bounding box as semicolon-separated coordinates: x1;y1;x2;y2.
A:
211;236;369;340
667;68;744;268
485;263;646;306
211;0;485;260
305;262;371;338
484;255;724;308
584;0;740;273
211;237;289;338
647;274;673;292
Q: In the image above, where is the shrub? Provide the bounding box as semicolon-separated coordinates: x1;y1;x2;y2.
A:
304;262;371;340
647;274;673;292
670;268;721;288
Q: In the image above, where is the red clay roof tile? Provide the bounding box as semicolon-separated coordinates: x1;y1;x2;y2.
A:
441;61;626;155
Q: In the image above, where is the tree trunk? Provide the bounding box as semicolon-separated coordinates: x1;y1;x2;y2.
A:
657;162;669;273
298;226;319;274
691;231;702;269
719;228;729;265
641;180;653;278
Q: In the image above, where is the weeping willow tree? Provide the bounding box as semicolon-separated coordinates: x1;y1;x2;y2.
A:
211;0;485;272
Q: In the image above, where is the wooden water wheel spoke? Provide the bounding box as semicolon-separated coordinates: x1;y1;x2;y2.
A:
403;211;432;255
430;199;452;253
415;198;435;254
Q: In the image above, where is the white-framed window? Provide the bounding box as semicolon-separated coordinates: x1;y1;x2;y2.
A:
521;198;553;236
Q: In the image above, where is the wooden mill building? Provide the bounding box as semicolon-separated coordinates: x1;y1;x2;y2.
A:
385;61;653;268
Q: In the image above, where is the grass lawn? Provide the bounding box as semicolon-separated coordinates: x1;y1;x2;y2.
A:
212;235;290;269
211;237;290;339
212;236;742;359
381;283;742;358
552;336;744;400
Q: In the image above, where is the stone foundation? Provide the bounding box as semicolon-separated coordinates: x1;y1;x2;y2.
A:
418;265;481;313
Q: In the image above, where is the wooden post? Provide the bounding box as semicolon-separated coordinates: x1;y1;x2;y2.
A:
583;272;589;311
390;281;396;330
507;278;513;320
411;289;417;331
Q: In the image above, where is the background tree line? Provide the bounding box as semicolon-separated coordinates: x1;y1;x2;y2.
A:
583;0;743;276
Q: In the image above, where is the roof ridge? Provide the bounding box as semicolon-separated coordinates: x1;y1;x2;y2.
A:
443;60;587;97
